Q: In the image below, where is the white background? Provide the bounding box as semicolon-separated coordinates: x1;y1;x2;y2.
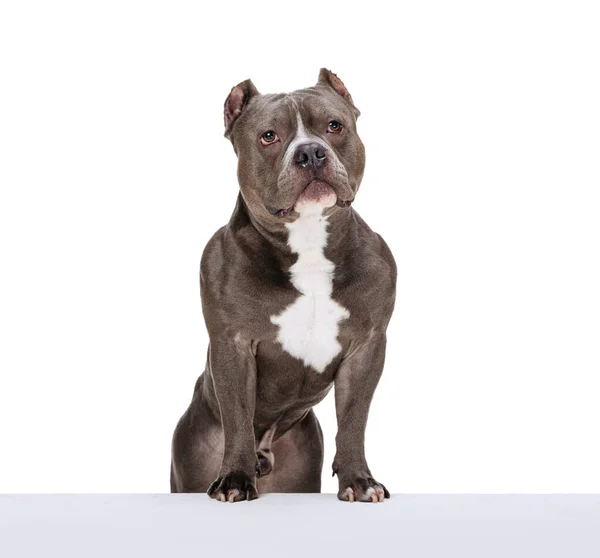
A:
0;1;599;493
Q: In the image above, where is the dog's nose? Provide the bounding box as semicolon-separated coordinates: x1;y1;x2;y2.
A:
294;142;327;169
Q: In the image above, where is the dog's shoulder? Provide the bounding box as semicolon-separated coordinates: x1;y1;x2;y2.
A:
330;211;397;331
337;210;397;291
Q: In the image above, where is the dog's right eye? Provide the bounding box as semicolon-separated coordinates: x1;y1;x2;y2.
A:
260;130;279;146
327;120;343;133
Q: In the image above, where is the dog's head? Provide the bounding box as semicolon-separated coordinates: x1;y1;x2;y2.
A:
224;69;365;221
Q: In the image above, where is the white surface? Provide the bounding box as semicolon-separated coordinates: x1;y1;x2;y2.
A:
1;1;600;494
1;495;599;557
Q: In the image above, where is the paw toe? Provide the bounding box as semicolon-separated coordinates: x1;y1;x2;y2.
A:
339;487;355;502
227;489;240;503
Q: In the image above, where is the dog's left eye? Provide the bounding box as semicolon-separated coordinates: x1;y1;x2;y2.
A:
260;130;279;146
328;120;342;133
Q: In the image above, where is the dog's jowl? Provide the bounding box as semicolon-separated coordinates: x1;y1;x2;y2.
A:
170;69;396;503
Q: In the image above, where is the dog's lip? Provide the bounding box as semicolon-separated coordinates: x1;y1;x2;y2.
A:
335;197;354;208
266;180;353;217
266;205;288;216
266;206;293;217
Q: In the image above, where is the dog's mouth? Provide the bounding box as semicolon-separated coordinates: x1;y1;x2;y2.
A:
266;180;354;218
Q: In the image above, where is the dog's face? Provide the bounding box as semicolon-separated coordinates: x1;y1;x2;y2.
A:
224;69;365;222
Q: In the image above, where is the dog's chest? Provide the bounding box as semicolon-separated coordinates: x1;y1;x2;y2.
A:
270;209;349;373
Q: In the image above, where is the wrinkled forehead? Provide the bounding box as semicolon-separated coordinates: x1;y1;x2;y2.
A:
241;88;353;133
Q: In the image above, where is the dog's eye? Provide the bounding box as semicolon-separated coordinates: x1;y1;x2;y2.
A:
327;120;342;133
260;130;279;146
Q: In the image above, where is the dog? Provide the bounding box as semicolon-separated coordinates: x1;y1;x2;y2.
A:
170;69;396;503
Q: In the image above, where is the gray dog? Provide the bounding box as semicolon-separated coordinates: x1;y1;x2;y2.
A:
170;69;396;503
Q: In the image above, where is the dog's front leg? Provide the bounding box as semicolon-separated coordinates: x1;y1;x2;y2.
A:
332;332;391;503
206;336;259;503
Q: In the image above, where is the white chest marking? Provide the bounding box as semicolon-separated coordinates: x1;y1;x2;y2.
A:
270;203;350;373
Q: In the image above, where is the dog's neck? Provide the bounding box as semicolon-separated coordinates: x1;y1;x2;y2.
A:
230;192;355;267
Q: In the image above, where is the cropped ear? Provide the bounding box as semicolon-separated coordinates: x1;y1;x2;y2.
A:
224;79;260;139
316;68;360;117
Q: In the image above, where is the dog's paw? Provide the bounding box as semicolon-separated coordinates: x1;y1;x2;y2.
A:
337;476;390;503
256;448;274;478
207;471;258;503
